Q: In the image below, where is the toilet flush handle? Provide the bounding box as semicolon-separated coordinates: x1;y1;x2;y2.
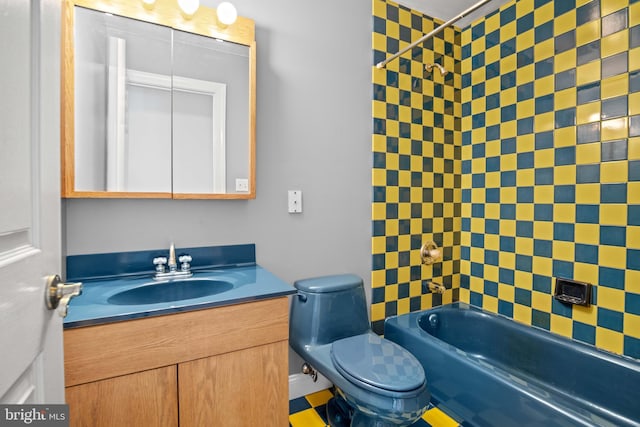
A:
296;292;307;302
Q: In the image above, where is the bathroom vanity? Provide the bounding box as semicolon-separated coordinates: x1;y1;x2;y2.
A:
63;244;295;426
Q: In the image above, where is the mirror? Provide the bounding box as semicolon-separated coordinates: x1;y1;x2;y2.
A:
61;0;256;199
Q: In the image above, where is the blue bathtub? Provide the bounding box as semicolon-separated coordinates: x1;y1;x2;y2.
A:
384;303;640;427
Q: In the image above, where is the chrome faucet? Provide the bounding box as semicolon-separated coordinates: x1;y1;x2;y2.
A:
153;243;193;280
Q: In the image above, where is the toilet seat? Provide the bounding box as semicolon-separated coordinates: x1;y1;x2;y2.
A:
330;333;425;397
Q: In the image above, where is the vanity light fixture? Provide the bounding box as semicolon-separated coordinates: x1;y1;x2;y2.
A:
216;2;237;26
141;0;156;8
178;0;200;16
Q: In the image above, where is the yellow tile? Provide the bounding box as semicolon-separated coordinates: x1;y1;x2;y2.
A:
534;148;555;168
600;204;628;226
289;409;327;427
534;75;555;97
575;142;601;164
555;88;576;110
554;11;576;36
550;314;573;339
516;0;535;17
534;185;554;203
397;298;410;315
573;303;597;325
597;286;625;311
575;224;600;244
517;169;535;187
517;31;535;54
601;162;628;184
500;253;516;271
576;61;601;86
516;204;535;222
532;256;553;277
576;20;601;46
386;219;399;236
576;184;601;203
574;262;599;284
601;0;628;16
601;117;628;141
595;328;624;355
517;99;535;118
534;1;554;25
601;74;629;99
631;46;640;72
554;165;577;185
532;291;552;312
372;0;386;17
483;295;499;313
576;102;601;125
631;2;640;26
554;204;576;223
535;112;556;132
305;389;333;408
627;270;640;294
514;271;533;289
385;252;398;269
422;407;459;427
629;183;640;203
600;246;627;269
517;64;535;86
533;221;554;240
625;314;640;338
554;127;576;148
553;241;575;262
631;94;640;116
602;30;629;58
513;304;532;325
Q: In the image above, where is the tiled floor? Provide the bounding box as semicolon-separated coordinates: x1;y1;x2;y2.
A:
289;389;460;427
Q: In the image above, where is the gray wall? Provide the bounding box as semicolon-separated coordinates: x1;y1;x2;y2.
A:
62;0;372;375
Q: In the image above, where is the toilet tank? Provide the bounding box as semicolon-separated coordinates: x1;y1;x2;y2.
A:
290;274;370;351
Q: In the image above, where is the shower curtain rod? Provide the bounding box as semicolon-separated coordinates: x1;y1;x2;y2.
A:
375;0;493;69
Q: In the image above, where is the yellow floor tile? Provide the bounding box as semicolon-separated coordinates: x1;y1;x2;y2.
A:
422;406;460;427
305;389;333;408
289;408;327;427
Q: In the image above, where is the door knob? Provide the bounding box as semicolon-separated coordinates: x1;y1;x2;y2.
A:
45;275;82;318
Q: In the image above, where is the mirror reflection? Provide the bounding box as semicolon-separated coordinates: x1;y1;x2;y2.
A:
65;2;255;198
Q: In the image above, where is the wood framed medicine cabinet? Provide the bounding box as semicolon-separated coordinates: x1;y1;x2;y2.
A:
61;0;256;199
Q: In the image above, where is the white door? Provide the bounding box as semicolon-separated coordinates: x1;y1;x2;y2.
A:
0;0;64;403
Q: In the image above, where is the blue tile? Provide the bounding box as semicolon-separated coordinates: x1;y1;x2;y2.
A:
601;183;627;203
517;117;534;135
600;226;627;246
472;143;486;158
500;236;515;252
516;255;533;273
632;25;640;49
554;185;575;203
555;0;575;17
573;321;596;345
535;167;554;185
535;131;554;149
532;309;551;330
486;93;501;110
533;274;552;293
517;152;535;169
289;397;311;414
500;4;516;25
577;81;601;104
486;156;501;172
576;164;600;183
624;336;640;360
553;260;574;278
484;280;499;297
501;104;517;122
499;268;515;285
486;60;501;80
517;47;534;67
472;112;485;128
501;171;516;187
534;239;553;257
518;82;535;101
576;204;600;223
501;204;516;219
502;137;517;154
516;221;534;238
577;122;600;144
555;146;576;166
503;37;518;58
626;292;640;316
554;223;575;241
555;68;576;91
602;8;627;37
501;71;517;89
486;188;500;203
629;205;640;226
630;115;640;137
534;204;554;221
629;249;640;271
577;40;600;65
601;95;628;120
576;0;600;26
472;203;485;218
472;51;485;68
552;298;573;317
601;139;627;162
555;108;576;128
472;174;485;188
601;51;628;78
471;21;485;38
599;266;625;289
487;124;501;140
631;70;640;93
597;307;624;332
515;287;532;306
555;30;576;53
535;93;555;114
498;300;514;317
535;20;554;43
485;249;499;266
471;263;484;277
486;218;500;234
517;12;534;33
575;243;599;263
486;28;501;49
517;186;534;203
535;57;554;79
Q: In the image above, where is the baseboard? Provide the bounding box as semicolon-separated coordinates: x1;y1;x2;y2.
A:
289;372;332;400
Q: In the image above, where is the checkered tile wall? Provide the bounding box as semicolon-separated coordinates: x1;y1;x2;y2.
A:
371;0;462;334
372;0;640;359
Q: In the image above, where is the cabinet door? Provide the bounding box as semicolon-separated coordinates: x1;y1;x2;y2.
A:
179;341;288;427
66;366;178;427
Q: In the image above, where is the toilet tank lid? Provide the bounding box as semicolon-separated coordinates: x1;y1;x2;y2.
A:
294;274;363;293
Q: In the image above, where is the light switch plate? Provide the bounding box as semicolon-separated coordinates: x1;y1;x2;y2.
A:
235;178;249;192
288;190;302;213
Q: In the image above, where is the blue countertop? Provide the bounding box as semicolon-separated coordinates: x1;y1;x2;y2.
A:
63;265;296;329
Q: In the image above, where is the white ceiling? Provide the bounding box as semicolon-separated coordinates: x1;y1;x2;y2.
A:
395;0;511;28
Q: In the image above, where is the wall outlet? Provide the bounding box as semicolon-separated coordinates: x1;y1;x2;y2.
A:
288;190;302;213
235;178;249;192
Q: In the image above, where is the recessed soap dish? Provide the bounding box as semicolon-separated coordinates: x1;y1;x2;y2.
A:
554;278;591;306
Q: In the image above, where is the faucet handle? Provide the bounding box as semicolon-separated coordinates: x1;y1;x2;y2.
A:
179;255;192;272
153;256;167;273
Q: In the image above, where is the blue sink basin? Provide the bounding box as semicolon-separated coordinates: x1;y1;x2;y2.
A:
107;279;234;305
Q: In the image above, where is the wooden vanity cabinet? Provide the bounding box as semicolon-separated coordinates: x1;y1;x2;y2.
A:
64;297;289;427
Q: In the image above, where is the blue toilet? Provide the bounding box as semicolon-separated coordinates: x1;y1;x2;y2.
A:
290;274;430;427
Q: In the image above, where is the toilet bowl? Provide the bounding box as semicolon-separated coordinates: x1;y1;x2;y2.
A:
290;274;430;427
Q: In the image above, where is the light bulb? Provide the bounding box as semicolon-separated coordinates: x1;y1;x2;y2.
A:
141;0;155;4
217;2;237;25
178;0;199;16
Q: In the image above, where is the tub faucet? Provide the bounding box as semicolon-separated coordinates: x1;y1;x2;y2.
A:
427;280;446;294
168;243;177;272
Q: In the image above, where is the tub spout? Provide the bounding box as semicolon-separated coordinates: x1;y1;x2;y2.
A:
427;281;446;294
